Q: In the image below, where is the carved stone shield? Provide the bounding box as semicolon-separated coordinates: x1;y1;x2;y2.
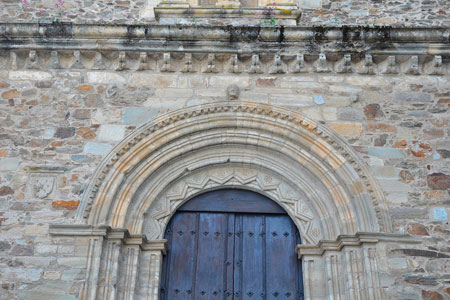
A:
34;177;55;199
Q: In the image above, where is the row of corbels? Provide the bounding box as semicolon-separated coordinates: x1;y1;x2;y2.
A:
7;50;447;75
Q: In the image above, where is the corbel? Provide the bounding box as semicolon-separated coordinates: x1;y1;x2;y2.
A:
92;52;105;70
381;55;398;74
403;55;420;75
136;52;149;71
228;54;241;73
316;53;329;73
270;54;285;74
293;53;307;73
357;54;375;75
160;52;172;72
336;54;353;73
24;50;40;70
9;52;18;70
204;53;218;73
50;51;61;69
425;55;444;75
70;51;85;69
116;51;128;71
182;53;194;73
249;54;262;73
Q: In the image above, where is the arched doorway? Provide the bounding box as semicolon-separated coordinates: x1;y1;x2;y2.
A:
160;189;303;300
51;102;406;300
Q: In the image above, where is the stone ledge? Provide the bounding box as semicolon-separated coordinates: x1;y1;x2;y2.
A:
0;23;448;43
296;232;422;258
49;224;168;253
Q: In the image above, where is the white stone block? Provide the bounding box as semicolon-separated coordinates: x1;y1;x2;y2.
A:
98;124;126;142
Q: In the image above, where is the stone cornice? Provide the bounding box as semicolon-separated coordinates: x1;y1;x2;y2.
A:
1;23;448;75
0;23;449;54
49;224;168;253
296;232;422;258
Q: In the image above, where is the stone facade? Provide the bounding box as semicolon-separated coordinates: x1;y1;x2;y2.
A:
1;0;449;26
0;2;449;300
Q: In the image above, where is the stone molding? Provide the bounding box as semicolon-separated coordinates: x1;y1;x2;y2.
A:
296;232;421;257
0;24;449;75
49;224;168;253
77;102;391;236
3;49;448;75
1;23;448;43
145;165;322;244
297;232;421;300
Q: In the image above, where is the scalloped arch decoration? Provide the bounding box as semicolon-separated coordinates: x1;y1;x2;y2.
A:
76;101;392;242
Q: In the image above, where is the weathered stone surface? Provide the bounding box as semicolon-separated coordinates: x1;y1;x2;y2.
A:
10;244;34;256
122;107;158;125
388;257;408;270
406;223;429;236
396;92;432;102
128;73;177;87
433;208;448;221
358;147;405;159
404;274;438;286
422;290;443;300
98;124;126;142
338;108;363;121
73;109;91;120
364;104;384;119
0;158;20;171
54;127;75;139
83;142;112;156
436;149;450;158
0;241;12;251
391;208;427;219
329;122;362;137
87;72;126;84
397;249;450;259
52;200;80;210
427;173;450;190
2;89;20;99
0;186;14;196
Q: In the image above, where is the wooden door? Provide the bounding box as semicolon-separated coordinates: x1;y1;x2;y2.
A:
160;189;303;300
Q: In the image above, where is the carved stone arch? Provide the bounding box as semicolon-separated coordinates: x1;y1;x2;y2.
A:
77;101;391;235
67;101;400;300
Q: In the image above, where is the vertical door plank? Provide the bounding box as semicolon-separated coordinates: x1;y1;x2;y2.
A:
225;214;236;299
195;213;228;300
265;215;299;300
233;214;243;300
241;215;265;300
164;212;198;300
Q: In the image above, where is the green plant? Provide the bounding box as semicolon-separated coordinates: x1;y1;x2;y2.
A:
260;2;276;26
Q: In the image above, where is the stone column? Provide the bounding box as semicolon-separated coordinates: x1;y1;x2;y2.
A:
96;229;127;300
49;225;109;300
297;232;421;300
136;240;168;300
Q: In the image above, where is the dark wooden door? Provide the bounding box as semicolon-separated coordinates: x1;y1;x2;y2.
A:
160;189;303;300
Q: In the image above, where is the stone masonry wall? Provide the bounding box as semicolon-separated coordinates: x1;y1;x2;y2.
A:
0;0;449;26
0;64;449;298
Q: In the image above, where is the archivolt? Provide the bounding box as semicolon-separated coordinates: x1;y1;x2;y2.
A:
76;102;392;242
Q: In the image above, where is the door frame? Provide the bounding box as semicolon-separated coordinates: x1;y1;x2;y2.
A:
160;189;303;300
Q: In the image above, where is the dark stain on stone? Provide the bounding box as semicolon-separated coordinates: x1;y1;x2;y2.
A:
41;22;73;38
278;25;284;43
396;248;450;258
226;25;261;43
